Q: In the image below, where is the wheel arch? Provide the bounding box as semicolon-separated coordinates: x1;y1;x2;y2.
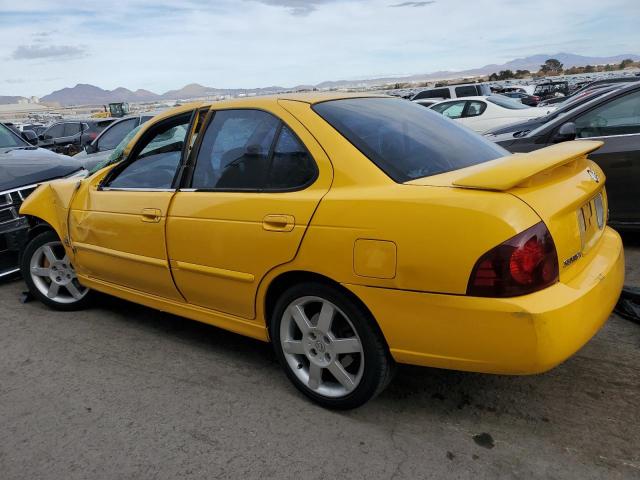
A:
262;270;389;349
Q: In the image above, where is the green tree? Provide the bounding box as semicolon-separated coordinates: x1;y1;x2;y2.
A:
584;64;595;73
620;58;634;69
540;58;564;75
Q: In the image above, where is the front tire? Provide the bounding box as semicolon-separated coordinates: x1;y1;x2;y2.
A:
20;230;92;311
270;282;394;409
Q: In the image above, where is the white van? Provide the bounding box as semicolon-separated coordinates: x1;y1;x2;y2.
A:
411;83;492;101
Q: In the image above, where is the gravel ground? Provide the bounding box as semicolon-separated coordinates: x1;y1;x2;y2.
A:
0;237;638;480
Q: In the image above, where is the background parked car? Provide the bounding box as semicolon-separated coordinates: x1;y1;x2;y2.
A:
411;82;492;101
488;82;640;229
429;95;554;133
539;78;639;106
0;122;85;279
483;84;625;138
74;113;156;170
501;91;541;106
533;81;569;100
38;119;114;156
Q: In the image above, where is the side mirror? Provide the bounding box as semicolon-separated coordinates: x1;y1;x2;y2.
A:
553;122;576;143
21;130;38;145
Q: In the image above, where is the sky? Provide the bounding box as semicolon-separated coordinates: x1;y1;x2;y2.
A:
0;0;639;97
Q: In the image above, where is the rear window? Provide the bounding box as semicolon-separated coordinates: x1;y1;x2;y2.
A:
313;97;508;182
486;95;530;110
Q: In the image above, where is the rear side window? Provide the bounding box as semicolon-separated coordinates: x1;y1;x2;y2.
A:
414;88;451;100
313;97;508;182
454;85;478;97
192;109;316;191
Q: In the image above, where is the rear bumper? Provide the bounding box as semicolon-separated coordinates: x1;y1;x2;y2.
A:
344;226;624;375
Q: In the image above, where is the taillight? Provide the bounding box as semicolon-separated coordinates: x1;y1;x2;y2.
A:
467;222;559;297
87;132;98;140
532;96;540;101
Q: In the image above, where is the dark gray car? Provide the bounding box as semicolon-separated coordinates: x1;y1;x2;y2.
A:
74;113;156;170
488;82;640;230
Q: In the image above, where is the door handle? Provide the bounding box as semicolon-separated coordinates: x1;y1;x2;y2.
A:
263;214;295;232
141;208;161;223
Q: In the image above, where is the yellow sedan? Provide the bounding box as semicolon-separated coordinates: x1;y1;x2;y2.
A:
19;93;624;409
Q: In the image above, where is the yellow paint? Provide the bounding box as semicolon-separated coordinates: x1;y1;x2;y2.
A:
19;93;625;375
353;239;397;279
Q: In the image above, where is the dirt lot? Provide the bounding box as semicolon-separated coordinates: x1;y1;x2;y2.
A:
0;237;638;480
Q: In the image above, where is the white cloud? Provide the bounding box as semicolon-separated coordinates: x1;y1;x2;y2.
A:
0;0;638;96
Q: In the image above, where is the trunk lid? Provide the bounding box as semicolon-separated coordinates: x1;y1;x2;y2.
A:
406;140;608;282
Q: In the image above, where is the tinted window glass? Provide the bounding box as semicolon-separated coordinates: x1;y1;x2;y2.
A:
63;123;81;136
192;110;279;190
107;117;190;189
45;124;64;139
455;86;478;97
268;126;316;189
431;101;465;119
575;90;640;138
414;88;451;100
97;118;137;151
466;101;486;117
314;98;508;182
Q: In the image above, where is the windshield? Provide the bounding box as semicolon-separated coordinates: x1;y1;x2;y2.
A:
486;95;530;110
0;123;27;150
313;97;509;182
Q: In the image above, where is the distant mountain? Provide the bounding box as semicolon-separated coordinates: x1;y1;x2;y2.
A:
27;52;640;106
0;95;28;105
311;53;640;88
40;83;160;106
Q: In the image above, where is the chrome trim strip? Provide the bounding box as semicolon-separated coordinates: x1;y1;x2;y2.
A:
578;133;640;140
100;188;176;192
74;242;168;267
171;260;255;283
0;268;20;278
0;184;39;196
0;207;18;225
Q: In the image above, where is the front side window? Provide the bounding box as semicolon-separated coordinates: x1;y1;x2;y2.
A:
97;118;137;151
431;101;466;119
63;123;81;136
575;90;640;138
106;115;191;189
314;97;508;182
45;124;64;139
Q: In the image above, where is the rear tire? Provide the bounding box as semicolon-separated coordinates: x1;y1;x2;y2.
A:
20;230;92;311
270;281;394;409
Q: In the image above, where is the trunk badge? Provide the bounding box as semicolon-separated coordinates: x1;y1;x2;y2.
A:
586;168;600;183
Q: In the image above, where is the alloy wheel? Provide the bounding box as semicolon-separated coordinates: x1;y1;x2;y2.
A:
279;296;365;398
29;241;88;304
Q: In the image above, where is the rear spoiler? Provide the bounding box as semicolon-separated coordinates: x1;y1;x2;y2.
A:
452;140;603;191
